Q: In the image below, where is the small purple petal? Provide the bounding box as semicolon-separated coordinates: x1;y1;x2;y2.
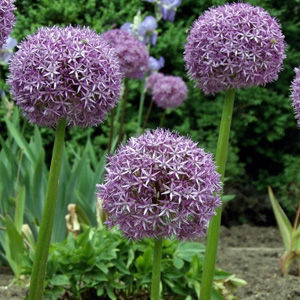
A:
120;22;134;34
148;56;165;72
150;32;157;46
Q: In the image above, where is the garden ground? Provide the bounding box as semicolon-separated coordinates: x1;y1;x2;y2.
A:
0;224;300;300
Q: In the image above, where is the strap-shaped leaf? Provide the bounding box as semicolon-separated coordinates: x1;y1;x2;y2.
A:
268;186;292;251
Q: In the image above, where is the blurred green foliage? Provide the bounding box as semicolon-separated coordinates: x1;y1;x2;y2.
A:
1;0;300;224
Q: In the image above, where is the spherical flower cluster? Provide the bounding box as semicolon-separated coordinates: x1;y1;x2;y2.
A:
0;0;16;50
8;26;122;127
291;68;300;128
97;129;222;240
184;3;286;95
146;73;187;109
101;29;149;78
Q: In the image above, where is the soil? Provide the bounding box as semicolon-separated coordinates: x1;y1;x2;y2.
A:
0;225;299;300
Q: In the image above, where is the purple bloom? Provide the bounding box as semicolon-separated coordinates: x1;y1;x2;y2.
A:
148;56;165;72
146;73;187;109
184;3;286;95
158;0;181;22
137;16;158;46
291;68;300;128
0;0;16;50
97;129;222;240
8;26;122;128
101;29;149;78
0;36;17;63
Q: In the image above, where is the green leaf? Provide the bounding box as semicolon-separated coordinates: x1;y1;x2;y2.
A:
14;185;26;233
93;273;107;282
115;260;131;275
222;194;236;203
106;286;116;300
4;215;25;277
211;287;226;300
173;256;184;269
5;118;36;164
126;248;135;268
175;242;205;262
96;262;109;274
49;274;70;286
268;186;292;251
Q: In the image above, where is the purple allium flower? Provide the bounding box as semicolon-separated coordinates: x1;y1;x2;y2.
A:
184;3;286;95
146;73;187;109
101;29;149;79
137;16;158;46
148;56;165;73
0;0;16;50
97;129;222;240
291;68;300;128
8;26;122;127
158;0;181;22
0;35;17;63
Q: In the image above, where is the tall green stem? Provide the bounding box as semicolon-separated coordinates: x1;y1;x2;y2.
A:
199;89;235;300
117;78;129;146
142;100;154;132
107;108;115;154
29;118;67;300
137;79;146;134
151;238;163;300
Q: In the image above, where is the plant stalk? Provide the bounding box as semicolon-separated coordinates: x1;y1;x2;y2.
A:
199;89;235;300
29;118;67;300
107;108;115;154
117;78;129;146
151;238;163;300
137;78;146;134
142;100;154;132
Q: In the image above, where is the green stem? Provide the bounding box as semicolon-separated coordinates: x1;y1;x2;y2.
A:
29;118;67;300
199;89;235;300
142;100;154;132
137;78;146;134
107;108;115;154
151;238;163;300
117;78;129;146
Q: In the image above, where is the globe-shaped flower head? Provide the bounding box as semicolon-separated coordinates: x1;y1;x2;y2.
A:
97;129;222;240
0;0;16;49
146;73;188;109
184;3;286;95
291;68;300;128
101;29;149;79
8;26;122;127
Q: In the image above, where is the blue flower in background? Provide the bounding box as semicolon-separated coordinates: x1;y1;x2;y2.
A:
148;56;165;72
0;36;17;63
138;16;158;45
120;22;134;34
158;0;181;22
142;0;181;22
121;15;158;46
